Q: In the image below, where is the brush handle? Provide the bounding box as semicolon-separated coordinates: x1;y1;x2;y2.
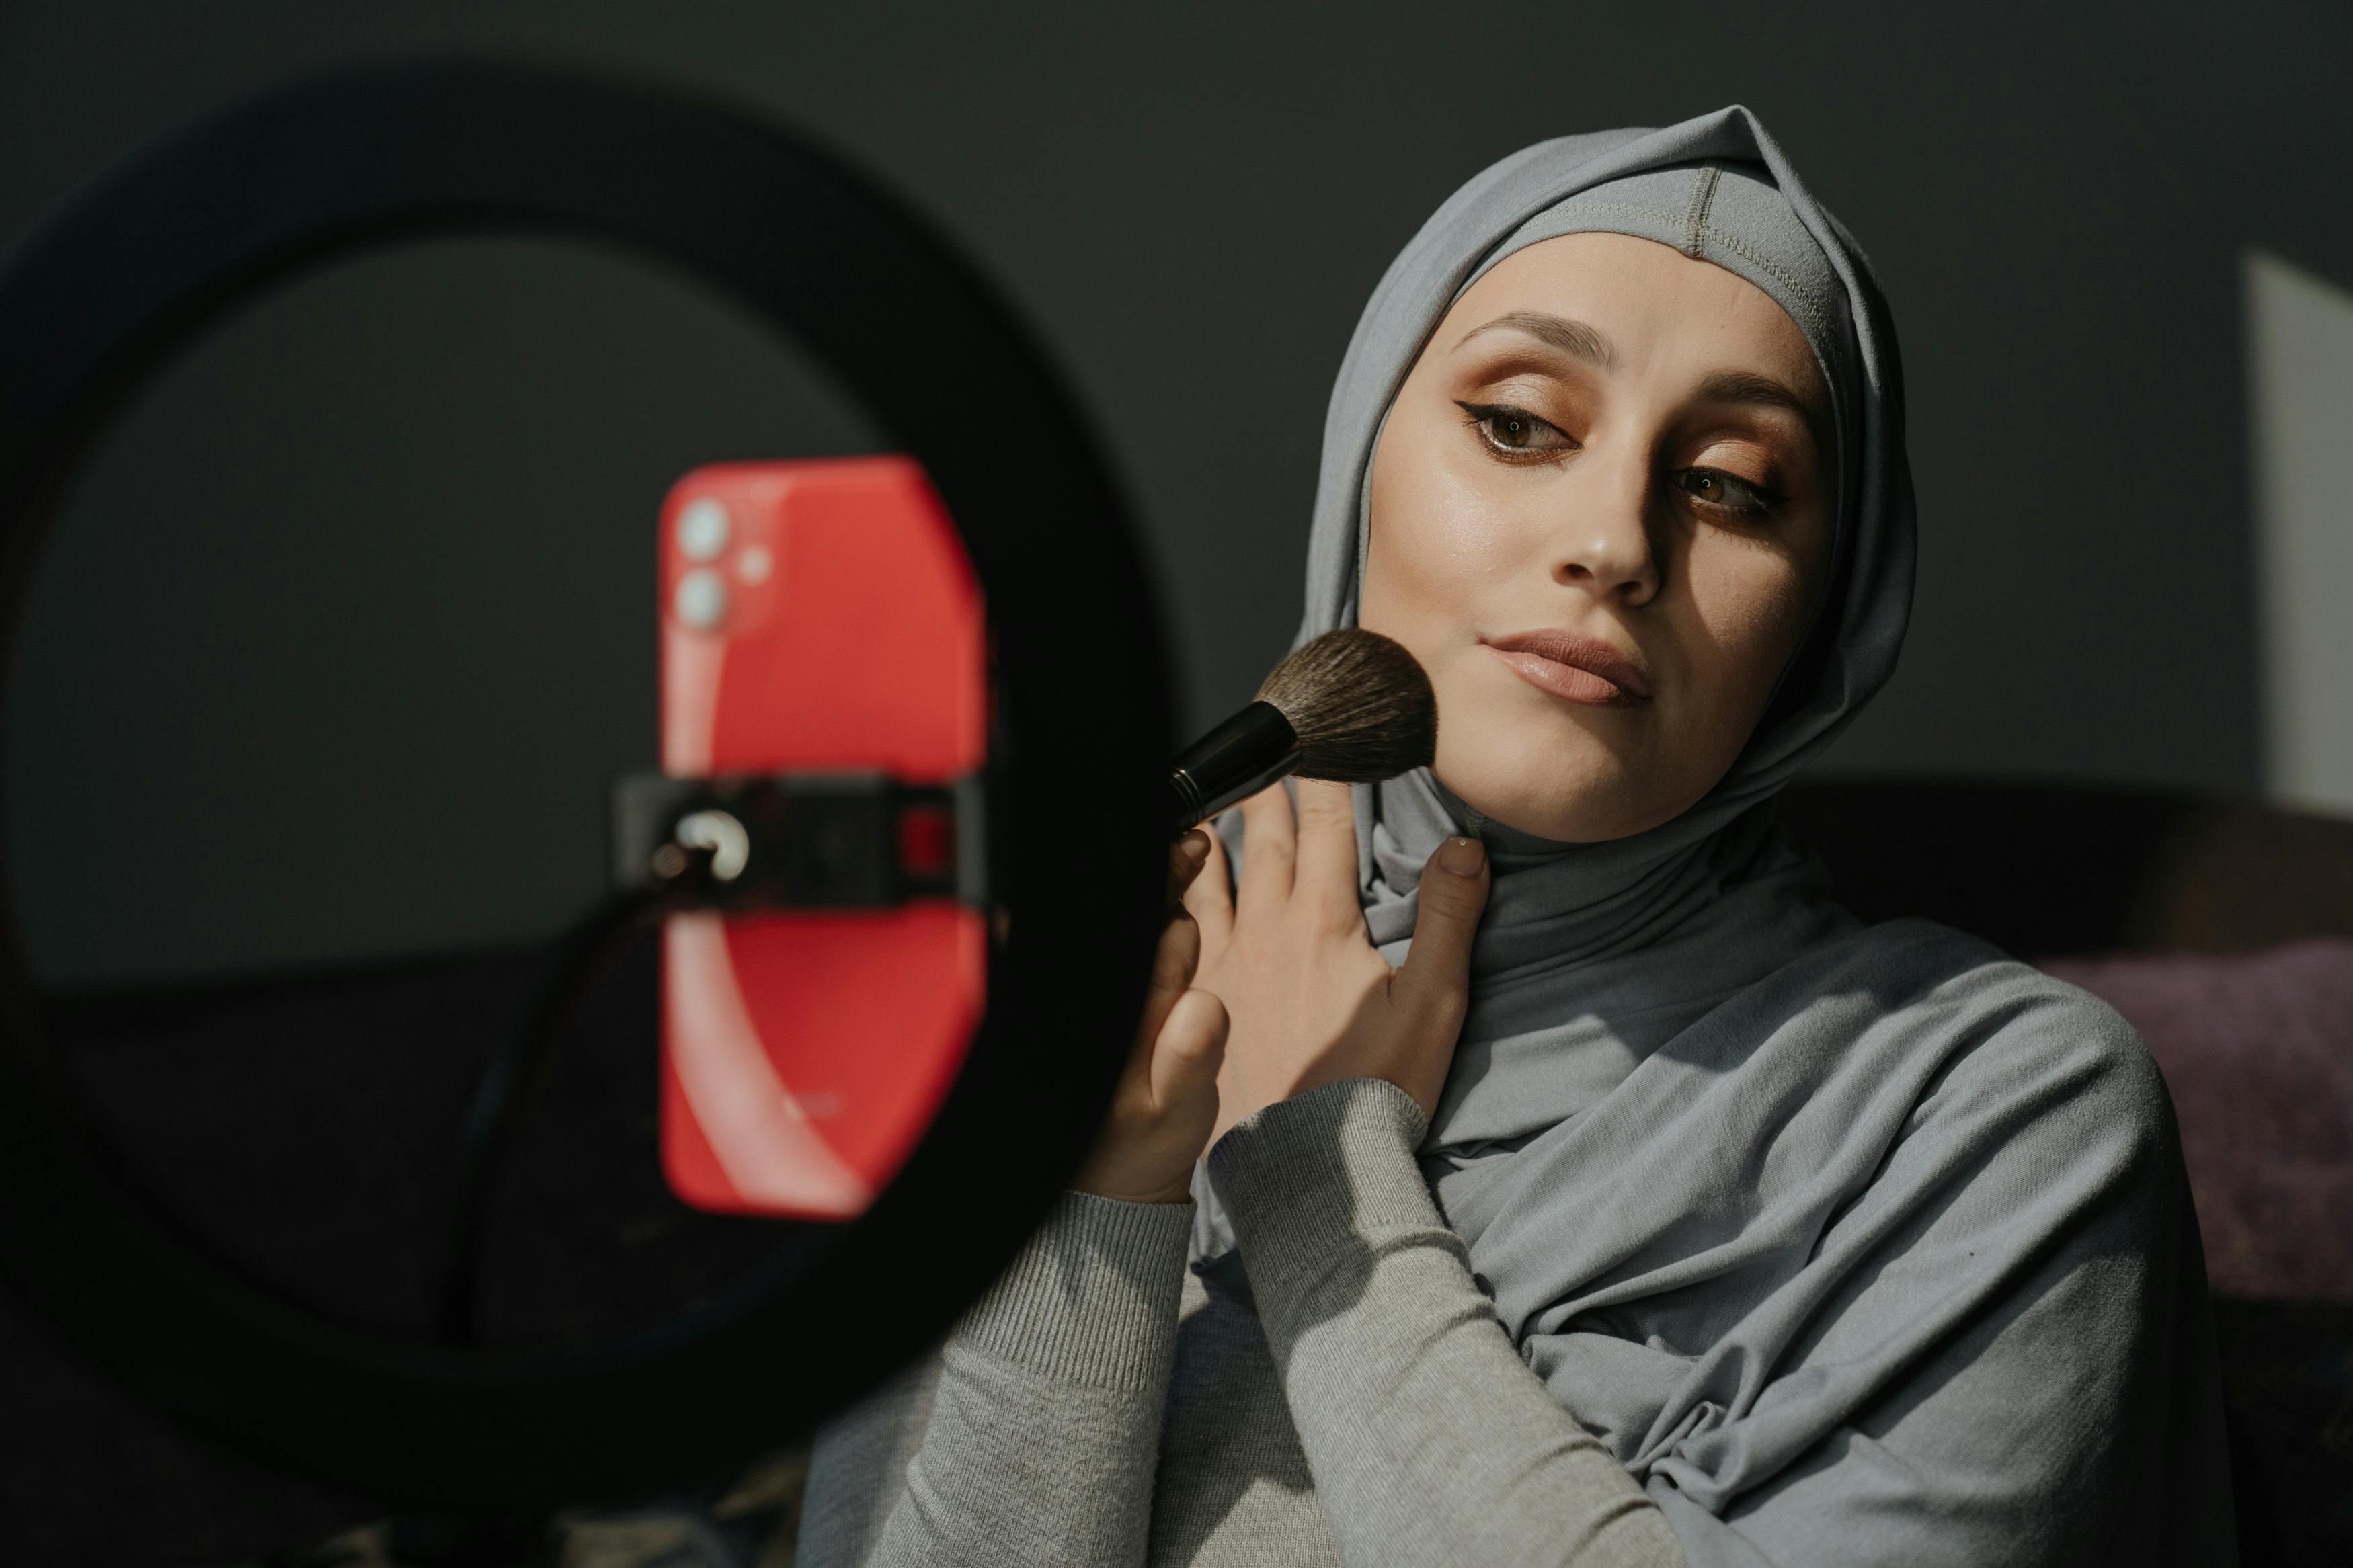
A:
1169;701;1299;831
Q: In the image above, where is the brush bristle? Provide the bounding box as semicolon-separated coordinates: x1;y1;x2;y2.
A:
1254;628;1437;782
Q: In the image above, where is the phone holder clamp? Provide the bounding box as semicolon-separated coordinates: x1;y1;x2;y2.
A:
611;772;988;909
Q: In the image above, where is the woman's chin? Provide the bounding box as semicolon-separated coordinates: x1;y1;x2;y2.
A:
1434;762;1667;846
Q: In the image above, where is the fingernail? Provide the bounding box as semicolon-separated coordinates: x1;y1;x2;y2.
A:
1439;836;1484;876
1178;830;1210;867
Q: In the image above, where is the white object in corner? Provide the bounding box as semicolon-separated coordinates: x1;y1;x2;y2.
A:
2247;248;2353;816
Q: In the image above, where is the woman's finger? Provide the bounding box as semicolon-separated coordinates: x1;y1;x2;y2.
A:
1236;782;1298;911
1394;835;1490;1019
1148;988;1228;1112
1170;829;1211;903
1183;823;1236;950
1291;778;1362;925
1136;908;1202;1050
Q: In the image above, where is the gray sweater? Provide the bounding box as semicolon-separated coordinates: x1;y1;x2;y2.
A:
797;1078;1685;1567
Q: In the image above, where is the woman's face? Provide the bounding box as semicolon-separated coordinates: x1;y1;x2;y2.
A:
1361;231;1835;843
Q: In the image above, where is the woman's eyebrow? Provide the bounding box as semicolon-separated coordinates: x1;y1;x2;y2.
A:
1453;310;1617;368
1694;369;1815;421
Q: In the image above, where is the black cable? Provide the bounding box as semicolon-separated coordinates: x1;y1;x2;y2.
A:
436;848;715;1346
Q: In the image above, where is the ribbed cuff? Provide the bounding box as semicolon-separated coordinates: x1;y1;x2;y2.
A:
1206;1079;1443;1309
952;1190;1196;1393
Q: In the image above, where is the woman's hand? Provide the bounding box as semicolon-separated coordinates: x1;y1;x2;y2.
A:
1074;831;1233;1205
1185;779;1490;1146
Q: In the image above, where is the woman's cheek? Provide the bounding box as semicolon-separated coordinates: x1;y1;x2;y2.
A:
1683;551;1810;710
1400;457;1510;577
1365;459;1521;653
1427;442;1535;577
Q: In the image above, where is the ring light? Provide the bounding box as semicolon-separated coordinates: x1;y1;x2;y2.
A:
0;59;1170;1509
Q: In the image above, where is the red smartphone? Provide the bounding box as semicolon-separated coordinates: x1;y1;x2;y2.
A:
655;456;988;1219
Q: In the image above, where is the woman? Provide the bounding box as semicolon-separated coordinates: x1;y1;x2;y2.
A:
799;106;2233;1566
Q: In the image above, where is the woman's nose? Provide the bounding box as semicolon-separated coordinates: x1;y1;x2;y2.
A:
1549;463;1662;605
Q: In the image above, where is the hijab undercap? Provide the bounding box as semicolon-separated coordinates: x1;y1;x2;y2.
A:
1201;106;2234;1566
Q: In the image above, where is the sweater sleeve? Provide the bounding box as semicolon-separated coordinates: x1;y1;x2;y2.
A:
1208;1078;1688;1568
796;1190;1195;1568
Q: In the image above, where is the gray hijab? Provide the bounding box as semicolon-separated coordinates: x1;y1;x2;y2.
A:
1315;108;1903;971
1211;107;2234;1565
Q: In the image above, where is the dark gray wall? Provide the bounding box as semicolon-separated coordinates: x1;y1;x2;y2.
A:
4;1;2349;986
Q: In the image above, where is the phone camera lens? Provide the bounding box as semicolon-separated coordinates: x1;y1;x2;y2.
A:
676;497;731;561
674;569;727;630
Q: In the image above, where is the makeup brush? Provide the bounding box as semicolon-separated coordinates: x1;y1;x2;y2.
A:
1169;628;1437;831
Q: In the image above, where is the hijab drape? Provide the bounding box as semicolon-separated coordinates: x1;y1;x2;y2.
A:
1206;106;2235;1565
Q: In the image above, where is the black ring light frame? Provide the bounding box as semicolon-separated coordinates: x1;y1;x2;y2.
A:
0;60;1170;1510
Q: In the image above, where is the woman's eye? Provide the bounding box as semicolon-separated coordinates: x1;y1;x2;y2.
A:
1456;402;1574;458
1674;467;1779;518
1485;411;1543;448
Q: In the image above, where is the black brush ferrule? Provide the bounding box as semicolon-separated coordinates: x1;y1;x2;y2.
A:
1169;700;1299;831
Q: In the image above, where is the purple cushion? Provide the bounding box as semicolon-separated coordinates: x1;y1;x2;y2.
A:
2043;939;2353;1300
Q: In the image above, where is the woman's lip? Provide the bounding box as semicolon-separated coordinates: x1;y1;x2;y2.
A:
1482;630;1652;706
